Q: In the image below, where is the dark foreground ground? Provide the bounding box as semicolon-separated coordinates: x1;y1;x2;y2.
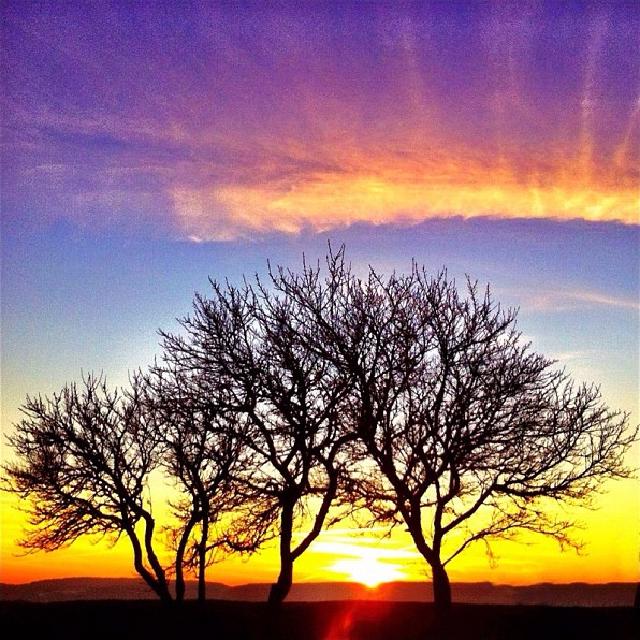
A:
1;600;638;640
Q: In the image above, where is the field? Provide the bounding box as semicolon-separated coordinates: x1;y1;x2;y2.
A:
1;600;637;640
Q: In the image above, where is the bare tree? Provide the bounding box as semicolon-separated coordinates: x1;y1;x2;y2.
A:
2;374;173;603
5;249;635;614
160;272;354;605
143;366;261;603
3;371;261;604
274;249;637;612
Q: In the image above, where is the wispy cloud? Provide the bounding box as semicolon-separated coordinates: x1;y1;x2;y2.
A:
169;144;639;241
3;2;639;240
522;289;639;313
303;527;422;563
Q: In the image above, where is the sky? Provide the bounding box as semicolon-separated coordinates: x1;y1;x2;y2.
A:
1;0;638;587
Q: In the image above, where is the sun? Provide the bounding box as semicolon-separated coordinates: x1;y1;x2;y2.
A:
330;552;406;588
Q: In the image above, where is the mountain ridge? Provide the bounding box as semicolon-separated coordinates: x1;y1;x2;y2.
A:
1;577;636;606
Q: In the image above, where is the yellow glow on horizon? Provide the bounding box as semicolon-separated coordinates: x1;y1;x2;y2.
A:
2;389;638;587
329;554;408;588
2;475;639;586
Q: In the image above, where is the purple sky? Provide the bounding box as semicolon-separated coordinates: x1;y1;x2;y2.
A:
2;1;638;238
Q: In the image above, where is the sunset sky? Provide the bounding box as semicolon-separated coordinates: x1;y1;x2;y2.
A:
1;1;638;587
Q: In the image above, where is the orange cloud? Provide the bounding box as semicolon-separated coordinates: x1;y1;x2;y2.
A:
170;142;639;241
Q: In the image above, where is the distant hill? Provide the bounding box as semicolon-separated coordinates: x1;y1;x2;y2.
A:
0;578;636;606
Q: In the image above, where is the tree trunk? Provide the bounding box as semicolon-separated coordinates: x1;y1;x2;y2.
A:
197;513;209;603
268;500;294;605
175;514;198;603
406;522;451;614
431;562;452;613
174;546;187;603
268;555;293;605
141;513;172;603
125;525;173;604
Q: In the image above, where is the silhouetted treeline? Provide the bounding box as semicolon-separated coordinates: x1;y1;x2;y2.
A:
3;247;637;612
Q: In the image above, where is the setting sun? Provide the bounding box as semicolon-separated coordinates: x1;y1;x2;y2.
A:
330;552;408;588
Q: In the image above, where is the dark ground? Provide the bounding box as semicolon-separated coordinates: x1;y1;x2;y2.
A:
0;600;638;639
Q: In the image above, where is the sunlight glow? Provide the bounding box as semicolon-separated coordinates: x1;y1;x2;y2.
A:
329;551;408;588
171;145;640;241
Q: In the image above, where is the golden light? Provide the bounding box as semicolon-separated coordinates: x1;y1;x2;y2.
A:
170;139;640;242
330;550;408;588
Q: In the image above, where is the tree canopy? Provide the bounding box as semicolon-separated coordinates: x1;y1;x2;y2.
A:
3;249;636;609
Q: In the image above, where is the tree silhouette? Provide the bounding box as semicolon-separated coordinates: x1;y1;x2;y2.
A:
3;375;172;603
3;371;258;604
273;249;637;612
3;248;636;613
160;275;354;604
142;366;260;603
